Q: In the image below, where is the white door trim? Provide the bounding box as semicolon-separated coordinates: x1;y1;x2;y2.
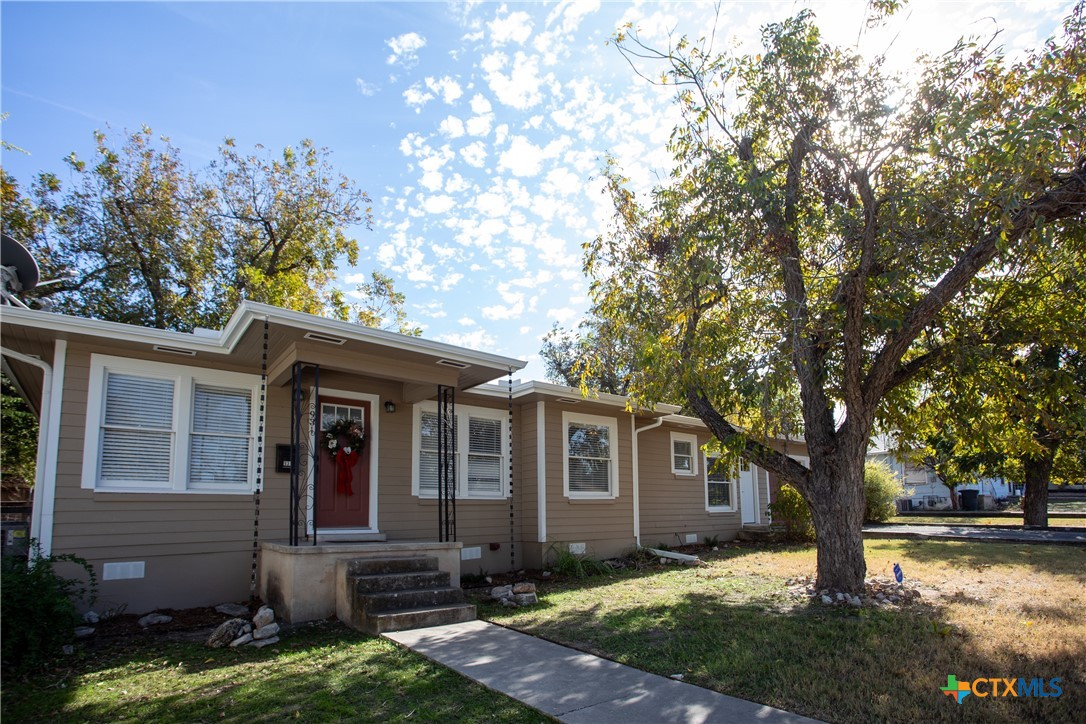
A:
740;464;759;525
308;387;380;534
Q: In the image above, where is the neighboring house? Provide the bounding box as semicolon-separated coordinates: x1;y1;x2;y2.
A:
1;303;798;621
867;435;1020;510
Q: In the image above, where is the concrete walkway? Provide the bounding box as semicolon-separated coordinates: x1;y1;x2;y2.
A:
385;620;819;723
863;523;1086;546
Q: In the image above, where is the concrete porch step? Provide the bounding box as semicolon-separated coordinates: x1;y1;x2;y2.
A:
360;585;466;613
365;602;477;634
345;556;439;576
737;526;787;542
350;570;451;594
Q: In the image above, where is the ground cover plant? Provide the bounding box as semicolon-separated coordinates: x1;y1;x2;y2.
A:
479;540;1084;723
0;620;548;723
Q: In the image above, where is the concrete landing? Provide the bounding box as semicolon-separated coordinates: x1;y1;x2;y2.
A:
385;619;820;723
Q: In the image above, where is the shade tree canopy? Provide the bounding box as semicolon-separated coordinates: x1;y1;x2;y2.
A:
586;7;1085;592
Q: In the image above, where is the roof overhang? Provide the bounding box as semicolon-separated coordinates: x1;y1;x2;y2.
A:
0;302;526;391
469;379;682;416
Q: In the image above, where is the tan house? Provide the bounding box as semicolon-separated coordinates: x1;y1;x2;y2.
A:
1;302;784;626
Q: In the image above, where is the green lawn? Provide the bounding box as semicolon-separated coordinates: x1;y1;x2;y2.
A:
1;621;549;723
478;540;1085;723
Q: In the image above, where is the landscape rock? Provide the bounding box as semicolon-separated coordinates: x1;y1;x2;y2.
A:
216;603;250;617
206;618;249;648
253;622;280;640
252;606;275;629
74;626;96;638
62;645;75;655
250;636;279;648
847;595;862;608
670;674;684;681
512;582;536;594
139;613;173;627
229;633;254;647
489;585;513;600
541;571;551;578
835;592;846;602
500;598;517;608
821;595;833;605
513;593;538;606
83;611;100;624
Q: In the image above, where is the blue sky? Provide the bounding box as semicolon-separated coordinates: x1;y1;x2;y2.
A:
1;1;1073;380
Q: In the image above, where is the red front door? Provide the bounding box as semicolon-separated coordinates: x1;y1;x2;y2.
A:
315;396;371;528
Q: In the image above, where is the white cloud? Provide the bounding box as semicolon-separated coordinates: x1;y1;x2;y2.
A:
403;84;435;110
458;316;476;326
415;301;447;319
547;307;577;324
489;10;533;45
498;135;546;177
470;93;493;114
439;115;466;138
439;272;464;291
546;0;601;34
436;329;498;352
386;32;427;66
460;141;487;167
465;112;493;136
420;170;443;191
422;195;455;214
425;76;463;104
444;173;470;193
480;51;554;110
355;78;378;96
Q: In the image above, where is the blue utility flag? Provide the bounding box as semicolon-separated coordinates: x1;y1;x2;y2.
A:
893;563;903;583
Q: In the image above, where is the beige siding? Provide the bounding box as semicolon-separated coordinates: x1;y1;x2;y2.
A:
637;425;742;546
50;344;291;611
541;402;636;562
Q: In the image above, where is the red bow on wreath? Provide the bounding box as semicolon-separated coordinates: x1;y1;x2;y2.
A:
324;418;365;497
336;447;360;496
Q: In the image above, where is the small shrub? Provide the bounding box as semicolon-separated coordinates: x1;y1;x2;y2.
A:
768;484;815;542
1;540;96;673
546;545;612;578
703;535;720;547
864;461;906;522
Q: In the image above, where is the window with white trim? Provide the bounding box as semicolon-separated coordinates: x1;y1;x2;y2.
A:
413;402;509;499
705;453;737;512
563;411;619;499
671;432;698;475
83;355;259;493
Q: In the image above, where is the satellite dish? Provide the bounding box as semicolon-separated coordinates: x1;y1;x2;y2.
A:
1;234;40;307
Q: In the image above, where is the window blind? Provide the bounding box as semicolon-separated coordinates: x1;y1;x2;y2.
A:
190;384;251;487
100;373;174;486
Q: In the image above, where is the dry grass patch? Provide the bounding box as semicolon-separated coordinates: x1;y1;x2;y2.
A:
478;540;1084;723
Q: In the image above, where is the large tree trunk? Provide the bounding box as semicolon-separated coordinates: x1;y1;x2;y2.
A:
1021;450;1054;528
805;452;867;593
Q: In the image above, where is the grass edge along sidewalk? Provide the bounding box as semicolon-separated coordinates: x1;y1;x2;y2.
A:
477;538;1085;724
1;621;551;723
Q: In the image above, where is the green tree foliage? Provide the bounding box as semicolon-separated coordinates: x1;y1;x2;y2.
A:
589;8;1085;592
539;316;634;395
206;138;371;325
351;271;422;336
898;239;1086;525
3;128;378;331
1;540;96;673
1;373;38;488
863;461;906;523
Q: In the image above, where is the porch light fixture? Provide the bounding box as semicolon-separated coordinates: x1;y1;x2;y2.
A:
384;400;396;413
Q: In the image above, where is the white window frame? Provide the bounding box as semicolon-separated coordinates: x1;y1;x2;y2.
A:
670;432;699;476
562;411;620;500
82;354;260;494
704;452;737;513
411;401;509;500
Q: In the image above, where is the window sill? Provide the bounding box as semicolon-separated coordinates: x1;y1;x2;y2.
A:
564;495;619;503
706;507;737;514
414;494;511;502
92;486;256;496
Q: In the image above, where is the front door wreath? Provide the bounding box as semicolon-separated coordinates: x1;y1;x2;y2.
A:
323;418;365;496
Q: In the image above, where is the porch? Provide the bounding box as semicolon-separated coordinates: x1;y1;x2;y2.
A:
260;540;464;624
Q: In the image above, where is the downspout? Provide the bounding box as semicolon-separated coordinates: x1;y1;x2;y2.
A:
2;341;65;558
631;415;665;547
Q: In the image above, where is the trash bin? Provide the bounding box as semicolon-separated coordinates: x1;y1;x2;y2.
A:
960;489;979;511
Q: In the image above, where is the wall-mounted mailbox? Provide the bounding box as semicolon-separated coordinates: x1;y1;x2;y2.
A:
275;444;292;473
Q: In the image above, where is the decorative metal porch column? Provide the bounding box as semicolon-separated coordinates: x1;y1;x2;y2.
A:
437;384;456;542
289;361;320;546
